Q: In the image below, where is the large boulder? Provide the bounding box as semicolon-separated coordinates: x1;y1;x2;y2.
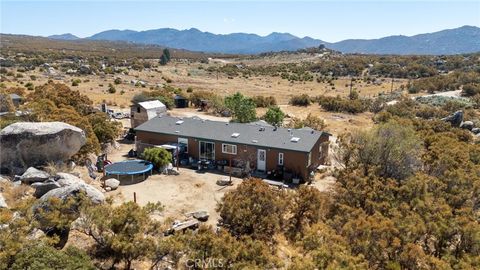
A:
19;167;50;184
31;180;61;198
55;173;85;187
34;182;105;212
0;122;86;175
460;121;474;131
104;178;120;190
0;193;7;208
441;111;463;127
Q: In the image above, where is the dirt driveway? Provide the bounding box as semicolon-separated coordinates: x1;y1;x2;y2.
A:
109;169;241;226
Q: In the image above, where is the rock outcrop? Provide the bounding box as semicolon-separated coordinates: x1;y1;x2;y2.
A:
34;182;105;211
55;173;85;187
31;180;61;198
104;178;120;191
0;193;7;208
0;122;86;175
19;167;50;184
460;121;474;131
441;111;463;127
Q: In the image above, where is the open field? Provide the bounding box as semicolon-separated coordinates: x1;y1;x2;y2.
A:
3;58;399;135
4;60;406;106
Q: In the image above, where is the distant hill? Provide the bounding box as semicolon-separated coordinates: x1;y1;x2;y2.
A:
48;33;79;40
1;34;230;60
46;25;480;55
328;26;480;55
88;28;324;54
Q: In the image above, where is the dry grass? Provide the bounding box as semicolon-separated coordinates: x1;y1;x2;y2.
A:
4;57;391;136
43;161;74;175
0;181;34;208
7;60;404;107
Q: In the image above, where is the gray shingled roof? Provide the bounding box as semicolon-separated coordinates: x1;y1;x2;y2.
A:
135;115;327;152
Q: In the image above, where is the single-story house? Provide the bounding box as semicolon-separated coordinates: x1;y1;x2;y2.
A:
130;100;167;128
134;116;330;181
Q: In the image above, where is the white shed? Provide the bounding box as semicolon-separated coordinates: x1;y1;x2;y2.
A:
130;100;167;128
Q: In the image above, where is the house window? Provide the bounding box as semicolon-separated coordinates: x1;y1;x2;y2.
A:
178;137;188;153
222;143;237;155
308;152;312;166
278;153;284;165
137;106;141;113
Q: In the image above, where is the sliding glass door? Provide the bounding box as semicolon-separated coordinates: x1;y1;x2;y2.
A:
199;141;215;160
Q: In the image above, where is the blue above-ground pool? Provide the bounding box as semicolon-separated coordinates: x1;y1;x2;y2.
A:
104;160;153;181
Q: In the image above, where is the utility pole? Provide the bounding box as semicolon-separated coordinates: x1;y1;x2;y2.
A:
229;155;232;183
349;76;354;98
176;145;179;171
390;75;394;93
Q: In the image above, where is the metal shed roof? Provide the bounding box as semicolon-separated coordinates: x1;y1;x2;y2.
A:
137;100;166;110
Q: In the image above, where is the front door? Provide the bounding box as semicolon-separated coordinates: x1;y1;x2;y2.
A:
257;149;266;171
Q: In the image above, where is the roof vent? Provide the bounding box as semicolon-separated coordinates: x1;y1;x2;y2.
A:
259;127;265;131
176;120;184;125
231;133;240;138
291;137;300;142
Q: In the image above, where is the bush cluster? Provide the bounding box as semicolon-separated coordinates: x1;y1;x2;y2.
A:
289;94;311;106
252;95;276;107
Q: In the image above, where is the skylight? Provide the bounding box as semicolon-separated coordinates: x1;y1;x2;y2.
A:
290;137;300;142
231;133;240;138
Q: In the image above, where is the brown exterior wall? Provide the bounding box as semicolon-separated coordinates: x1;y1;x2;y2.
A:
130;106;149;128
135;131;329;181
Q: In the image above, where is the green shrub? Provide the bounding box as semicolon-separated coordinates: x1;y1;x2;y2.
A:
318;95;370;114
107;84;116;94
289;94;311;106
462;83;480;97
253;95;277;108
264;106;285;126
11;245;94;270
25;82;34;90
141;147;172;169
71;79;81;87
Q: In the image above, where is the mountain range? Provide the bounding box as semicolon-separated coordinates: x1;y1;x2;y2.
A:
48;25;480;55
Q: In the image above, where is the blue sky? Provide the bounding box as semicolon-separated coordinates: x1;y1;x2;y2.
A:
1;1;479;42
